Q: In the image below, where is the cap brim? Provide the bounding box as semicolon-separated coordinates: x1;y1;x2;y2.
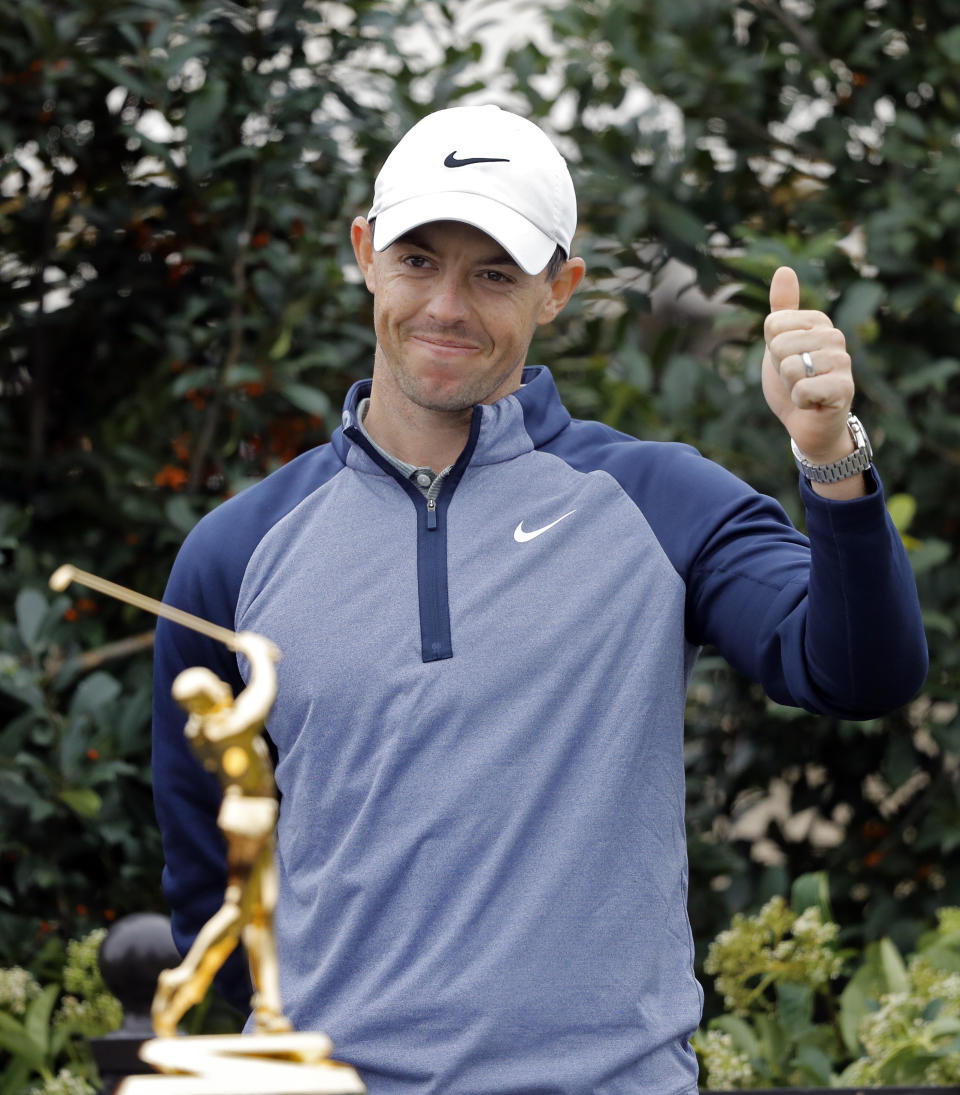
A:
370;192;557;276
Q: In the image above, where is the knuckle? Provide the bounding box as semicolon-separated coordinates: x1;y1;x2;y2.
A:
771;331;793;356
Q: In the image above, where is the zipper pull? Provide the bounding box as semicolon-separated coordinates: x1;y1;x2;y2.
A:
426;498;438;530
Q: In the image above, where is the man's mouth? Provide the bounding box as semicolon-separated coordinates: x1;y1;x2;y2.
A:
410;333;482;354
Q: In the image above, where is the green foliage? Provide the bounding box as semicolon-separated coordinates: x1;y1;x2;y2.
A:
0;929;120;1095
56;933;123;1038
704;895;844;1020
695;874;847;1087
696;881;960;1088
0;579;161;956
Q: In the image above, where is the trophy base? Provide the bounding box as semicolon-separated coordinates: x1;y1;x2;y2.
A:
116;1031;366;1094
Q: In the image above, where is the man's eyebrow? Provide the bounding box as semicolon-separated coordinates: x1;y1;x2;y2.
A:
478;252;520;269
394;229;435;253
393;229;520;269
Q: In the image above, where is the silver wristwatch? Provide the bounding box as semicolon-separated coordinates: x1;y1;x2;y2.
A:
791;414;873;483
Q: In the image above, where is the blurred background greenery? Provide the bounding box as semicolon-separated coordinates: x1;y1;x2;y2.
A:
2;0;958;1047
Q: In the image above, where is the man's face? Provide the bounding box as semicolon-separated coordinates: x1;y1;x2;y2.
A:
352;218;577;415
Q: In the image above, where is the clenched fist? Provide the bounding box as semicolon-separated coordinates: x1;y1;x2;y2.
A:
762;267;866;498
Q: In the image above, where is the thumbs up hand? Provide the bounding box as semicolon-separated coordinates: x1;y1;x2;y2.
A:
761;267;856;473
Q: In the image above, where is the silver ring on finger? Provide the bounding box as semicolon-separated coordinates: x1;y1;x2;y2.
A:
801;351;815;378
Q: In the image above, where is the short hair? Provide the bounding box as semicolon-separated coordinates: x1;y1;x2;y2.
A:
544;245;568;283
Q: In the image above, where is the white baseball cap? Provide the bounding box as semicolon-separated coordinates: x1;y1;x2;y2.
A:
368;105;577;276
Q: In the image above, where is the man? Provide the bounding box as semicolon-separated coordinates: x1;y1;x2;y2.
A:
152;104;927;1093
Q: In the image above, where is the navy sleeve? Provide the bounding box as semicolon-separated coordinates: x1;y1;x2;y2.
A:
679;463;928;716
549;423;928;718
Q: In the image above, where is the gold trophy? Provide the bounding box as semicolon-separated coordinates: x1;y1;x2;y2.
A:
49;566;365;1095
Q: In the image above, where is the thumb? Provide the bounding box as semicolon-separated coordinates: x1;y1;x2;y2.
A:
769;266;800;312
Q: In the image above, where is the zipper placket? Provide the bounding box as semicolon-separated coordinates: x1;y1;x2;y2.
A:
424;470;448;531
420;489;449;660
344;409;481;663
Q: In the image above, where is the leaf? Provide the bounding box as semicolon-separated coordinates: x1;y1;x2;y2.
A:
0;771;48;815
878;1043;938;1083
59;787;103;818
19;2;52;49
711;1013;761;1059
879;937;910;994
650;198;708;248
907;537;952;575
0;1055;33;1095
833;278;884;336
793;1043;834;1085
209;146;258;170
15;588;47;648
790;871;832;923
0;1011;45;1072
753;1011;790;1075
183;79;229;173
928;1012;960;1037
937;26;960;63
920;608;956;637
269;327;293;361
838;972;872;1056
896;357;960;395
171;365;218;398
69;671;122;718
165;495;202;535
657;354;701;417
917;939;960;975
86;58;151;99
776;981;814;1033
23;983;59;1056
281;383;332;418
887;492;917;534
165;36;211;72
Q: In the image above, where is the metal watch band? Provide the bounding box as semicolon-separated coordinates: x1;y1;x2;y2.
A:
791;414;874;484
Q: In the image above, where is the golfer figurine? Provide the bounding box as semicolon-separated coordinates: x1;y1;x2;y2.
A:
151;629;290;1038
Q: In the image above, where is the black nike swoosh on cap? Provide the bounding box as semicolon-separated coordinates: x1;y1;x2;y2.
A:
444;151;511;168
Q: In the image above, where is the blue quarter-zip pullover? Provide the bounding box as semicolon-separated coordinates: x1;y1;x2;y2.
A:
152;366;927;1094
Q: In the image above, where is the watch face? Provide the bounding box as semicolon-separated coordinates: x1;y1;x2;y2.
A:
848;415;874;461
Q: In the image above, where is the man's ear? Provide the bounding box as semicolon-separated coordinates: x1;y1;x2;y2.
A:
351;216;377;293
537;258;586;326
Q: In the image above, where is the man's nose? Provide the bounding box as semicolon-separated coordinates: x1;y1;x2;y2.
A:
426;272;471;324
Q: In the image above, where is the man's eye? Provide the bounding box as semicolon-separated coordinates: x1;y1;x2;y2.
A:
404;254;431;268
482;270;512;283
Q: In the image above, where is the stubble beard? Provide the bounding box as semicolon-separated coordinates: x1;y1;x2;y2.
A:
382;337;523;415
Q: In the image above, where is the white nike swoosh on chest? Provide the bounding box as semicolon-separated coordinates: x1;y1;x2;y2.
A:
513;510;576;543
